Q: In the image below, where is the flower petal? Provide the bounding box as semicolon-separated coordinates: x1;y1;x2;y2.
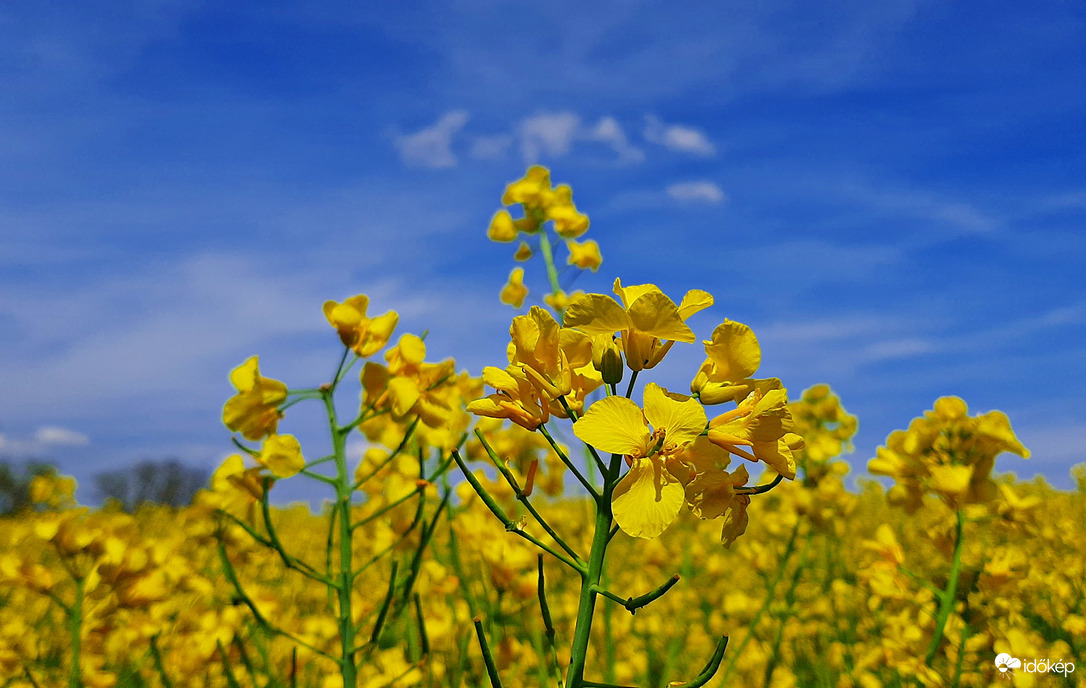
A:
573;396;649;456
612;458;685;539
642;383;706;449
627;291;695;343
564;294;630;336
677;289;714;320
703;320;761;381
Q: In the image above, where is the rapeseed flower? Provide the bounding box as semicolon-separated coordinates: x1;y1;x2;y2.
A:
500;267;529;308
574;383;706;538
222;356;288;441
322;294;398;357
565;279;712;372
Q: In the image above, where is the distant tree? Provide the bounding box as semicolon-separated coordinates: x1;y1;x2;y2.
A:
0;458;57;515
93;459;209;512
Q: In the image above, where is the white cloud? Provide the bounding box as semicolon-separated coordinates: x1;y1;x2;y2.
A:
393;110;470;168
644;115;716;156
0;427;89;455
666;181;726;204
1015;423;1086;468
861;338;935;362
468;133;514;160
519;111;581;161
585;116;644;164
518;111;643;164
35;426;90;446
838;181;998;234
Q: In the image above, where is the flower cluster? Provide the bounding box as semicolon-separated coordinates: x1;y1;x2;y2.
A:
487;166;600;309
868;396;1030;511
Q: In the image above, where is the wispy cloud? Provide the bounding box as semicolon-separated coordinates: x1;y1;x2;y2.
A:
839;181;999;235
35;426;90;446
861;338;936;362
1014;423;1086;471
393;110;470;168
468;133;514;160
0;425;89;454
644;115;716;156
518;111;642;164
520;112;581;161
584;116;644;164
666;181;726;204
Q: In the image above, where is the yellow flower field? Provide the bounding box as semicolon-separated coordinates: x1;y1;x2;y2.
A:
2;169;1083;688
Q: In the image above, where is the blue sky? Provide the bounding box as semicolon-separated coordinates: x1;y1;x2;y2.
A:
1;0;1084;500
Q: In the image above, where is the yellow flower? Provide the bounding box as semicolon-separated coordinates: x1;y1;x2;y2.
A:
566;239;602;271
547;184;590;238
513;241;533;261
564;278;713;372
495;167;589;239
543;289;583;314
468;365;551;431
574;383;706;538
677;437;747;517
691;320;780;405
206;454;268;514
502;165;552;207
500;267;529;308
507;306;593;400
362;334;458;429
322;295;399;357
487;210;518;242
706;388;802;480
869;396;1029;511
256;433;305;478
223;356;288;441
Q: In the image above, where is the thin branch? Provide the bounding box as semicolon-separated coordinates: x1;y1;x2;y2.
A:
592;574;681;615
451;450;586;574
538;422;601;498
537;555;563;688
737;472;785;496
260;483;336;586
474;617;505;688
475;429;585;565
667;635;730;688
351;416;422;487
215;538;337;662
368;561;400;646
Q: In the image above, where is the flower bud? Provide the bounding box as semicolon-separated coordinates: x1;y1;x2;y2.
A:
592;335;624;386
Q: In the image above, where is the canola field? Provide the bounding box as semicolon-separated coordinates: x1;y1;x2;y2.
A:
2;168;1083;688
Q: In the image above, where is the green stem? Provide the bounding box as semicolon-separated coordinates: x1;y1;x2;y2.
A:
474;617;506;688
762;531;812;688
325;387;358;688
537;556;564;688
68;576;84;688
218;640;243;688
476;428;585;564
565;474;615;687
669;635;731;688
413;593;431;657
368;561;400;645
925;509;965;667
538;423;601;498
950;623;969;688
593;573;681;615
260;481;335;585
538;230;565;322
452;450;585;573
149;635;174;688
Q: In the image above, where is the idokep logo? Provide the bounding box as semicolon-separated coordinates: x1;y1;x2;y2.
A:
995;652;1076;678
996;653;1021;676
